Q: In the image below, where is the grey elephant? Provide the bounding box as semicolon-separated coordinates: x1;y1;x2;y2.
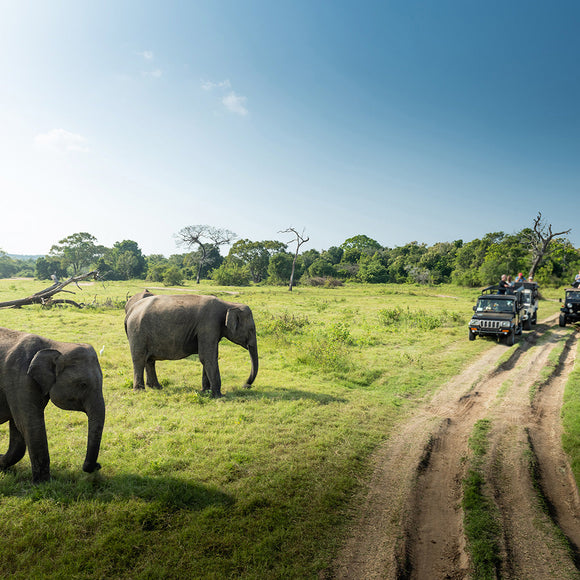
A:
125;290;258;397
0;327;105;483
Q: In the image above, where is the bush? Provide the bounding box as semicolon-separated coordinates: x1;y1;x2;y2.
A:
163;266;183;286
210;263;250;286
302;277;343;288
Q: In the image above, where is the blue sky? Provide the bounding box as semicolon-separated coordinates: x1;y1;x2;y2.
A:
1;1;578;256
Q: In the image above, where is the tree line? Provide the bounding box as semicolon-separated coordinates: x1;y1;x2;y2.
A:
1;223;579;288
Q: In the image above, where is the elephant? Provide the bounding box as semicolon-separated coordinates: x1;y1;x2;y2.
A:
0;327;105;483
124;290;258;397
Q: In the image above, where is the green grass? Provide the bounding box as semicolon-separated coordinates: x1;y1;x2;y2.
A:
462;419;501;580
0;279;568;577
562;337;580;486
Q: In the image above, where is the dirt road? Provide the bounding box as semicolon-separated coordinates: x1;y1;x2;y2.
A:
331;316;580;579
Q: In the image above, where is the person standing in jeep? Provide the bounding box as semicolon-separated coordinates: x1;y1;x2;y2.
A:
498;274;509;295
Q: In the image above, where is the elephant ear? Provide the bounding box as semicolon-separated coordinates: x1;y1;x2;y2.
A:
225;308;241;333
27;349;64;396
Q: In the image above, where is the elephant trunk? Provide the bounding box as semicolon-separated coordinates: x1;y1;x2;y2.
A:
82;394;105;473
244;343;259;389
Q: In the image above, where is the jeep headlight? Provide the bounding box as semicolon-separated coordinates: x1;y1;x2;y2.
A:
567;303;573;308
469;319;480;326
501;321;511;328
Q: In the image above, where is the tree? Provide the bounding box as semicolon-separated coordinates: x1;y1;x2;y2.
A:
176;225;237;284
522;212;572;279
35;256;68;281
279;228;309;291
0;251;18;279
97;240;147;280
267;252;294;285
49;233;104;275
227;239;286;283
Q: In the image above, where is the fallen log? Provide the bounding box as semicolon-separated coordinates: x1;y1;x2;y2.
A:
0;271;99;309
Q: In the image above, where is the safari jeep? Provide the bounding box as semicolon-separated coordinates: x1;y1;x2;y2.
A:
514;281;539;330
468;285;524;346
559;288;580;326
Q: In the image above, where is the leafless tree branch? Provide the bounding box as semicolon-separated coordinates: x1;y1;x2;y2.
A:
0;271;99;309
280;227;310;291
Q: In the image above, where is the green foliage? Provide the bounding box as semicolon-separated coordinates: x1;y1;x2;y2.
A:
163;266;183;286
210;262;251;286
97;240;147;281
227;239;286;283
261;312;310;335
378;306;464;330
267;252;295;284
49;232;105;275
35;256;68;281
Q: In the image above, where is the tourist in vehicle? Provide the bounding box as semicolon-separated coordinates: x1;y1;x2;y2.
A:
498;274;509;294
515;272;526;283
573;270;580;288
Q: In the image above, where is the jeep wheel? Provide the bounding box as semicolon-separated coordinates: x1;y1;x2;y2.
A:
523;318;532;331
559;314;567;327
468;329;476;341
505;329;515;346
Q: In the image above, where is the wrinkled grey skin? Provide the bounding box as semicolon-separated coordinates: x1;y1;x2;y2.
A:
125;290;259;397
0;327;105;483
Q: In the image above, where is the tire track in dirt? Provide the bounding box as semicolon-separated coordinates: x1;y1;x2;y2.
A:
331;317;580;579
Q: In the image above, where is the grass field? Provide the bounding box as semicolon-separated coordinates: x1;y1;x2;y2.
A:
0;278;570;578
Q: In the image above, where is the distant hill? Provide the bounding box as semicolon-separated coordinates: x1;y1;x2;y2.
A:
6;254;44;261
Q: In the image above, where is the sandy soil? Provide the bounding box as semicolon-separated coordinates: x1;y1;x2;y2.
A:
330;315;580;579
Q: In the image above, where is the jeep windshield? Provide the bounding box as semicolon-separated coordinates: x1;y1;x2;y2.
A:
566;291;580;300
475;298;515;313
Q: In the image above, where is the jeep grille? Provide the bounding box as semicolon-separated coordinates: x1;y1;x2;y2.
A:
480;320;501;330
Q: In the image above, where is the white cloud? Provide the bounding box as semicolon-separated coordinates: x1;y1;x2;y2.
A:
141;50;154;60
201;79;231;91
34;129;89;153
222;92;248;116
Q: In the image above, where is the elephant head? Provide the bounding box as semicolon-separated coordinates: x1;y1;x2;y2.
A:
225;304;259;388
28;345;105;473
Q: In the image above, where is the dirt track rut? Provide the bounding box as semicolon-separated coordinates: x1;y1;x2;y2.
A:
332;316;580;579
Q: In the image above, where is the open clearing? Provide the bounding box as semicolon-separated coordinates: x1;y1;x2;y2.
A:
332;315;580;579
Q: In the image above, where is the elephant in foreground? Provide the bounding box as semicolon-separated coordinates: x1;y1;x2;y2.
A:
0;327;105;483
125;291;259;397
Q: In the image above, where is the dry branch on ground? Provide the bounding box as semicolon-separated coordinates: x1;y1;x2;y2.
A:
0;271;99;309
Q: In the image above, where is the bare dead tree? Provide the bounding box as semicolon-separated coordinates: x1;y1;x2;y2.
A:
176;225;237;284
0;271;99;309
523;212;571;279
280;227;310;291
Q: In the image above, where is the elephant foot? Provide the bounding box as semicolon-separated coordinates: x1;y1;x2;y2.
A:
242;383;253;390
147;383;163;390
210;390;223;398
133;384;145;391
83;460;102;473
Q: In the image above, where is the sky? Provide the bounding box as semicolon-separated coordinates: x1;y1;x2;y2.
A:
1;0;578;257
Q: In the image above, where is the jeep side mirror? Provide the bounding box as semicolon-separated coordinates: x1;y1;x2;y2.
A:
472;306;476;311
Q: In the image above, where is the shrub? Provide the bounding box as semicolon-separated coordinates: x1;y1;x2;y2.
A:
210;263;250;286
163;266;183;286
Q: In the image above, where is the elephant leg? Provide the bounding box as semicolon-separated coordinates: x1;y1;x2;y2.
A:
199;345;222;397
201;368;211;392
145;360;162;389
19;418;50;483
0;420;26;470
130;351;146;390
